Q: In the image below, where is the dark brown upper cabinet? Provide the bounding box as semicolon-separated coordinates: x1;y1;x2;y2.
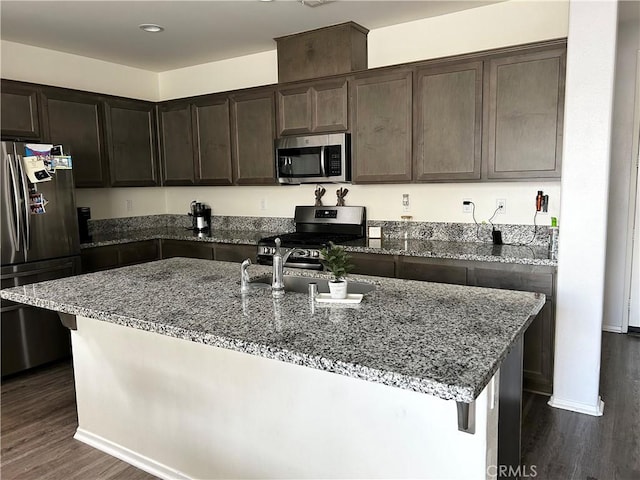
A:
351;70;413;183
277;78;348;136
159;102;195;185
1;80;41;139
484;46;566;179
104;99;159;187
41;88;109;188
192;95;233;185
230;88;277;185
413;61;483;181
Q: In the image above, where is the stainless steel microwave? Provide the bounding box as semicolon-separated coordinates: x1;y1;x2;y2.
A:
275;133;351;185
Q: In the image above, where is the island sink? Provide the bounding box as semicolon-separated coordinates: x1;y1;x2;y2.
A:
251;274;376;294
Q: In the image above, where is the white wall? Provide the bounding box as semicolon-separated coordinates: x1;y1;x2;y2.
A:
158;50;278;101
162;182;561;224
603;18;640;332
368;0;569;68
0;41;158;101
549;0;618;416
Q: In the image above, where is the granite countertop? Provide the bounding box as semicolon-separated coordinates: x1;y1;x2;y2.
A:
81;228;557;267
81;227;269;248
0;258;545;403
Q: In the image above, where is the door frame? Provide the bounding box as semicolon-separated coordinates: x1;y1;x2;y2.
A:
623;50;640;332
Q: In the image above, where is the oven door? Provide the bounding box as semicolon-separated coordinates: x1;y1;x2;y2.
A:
276;146;324;184
256;249;323;270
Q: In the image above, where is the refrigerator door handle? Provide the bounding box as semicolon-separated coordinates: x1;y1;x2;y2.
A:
15;154;30;252
6;153;21;252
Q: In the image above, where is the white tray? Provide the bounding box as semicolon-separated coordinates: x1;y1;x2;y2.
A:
315;293;363;304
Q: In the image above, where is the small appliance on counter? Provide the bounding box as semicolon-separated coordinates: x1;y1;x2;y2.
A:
77;207;92;243
188;201;211;232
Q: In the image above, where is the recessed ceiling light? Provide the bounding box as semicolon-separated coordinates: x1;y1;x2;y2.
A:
139;24;164;33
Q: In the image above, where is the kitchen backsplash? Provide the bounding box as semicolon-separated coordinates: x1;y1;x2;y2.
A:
89;214;295;234
89;214;553;247
368;219;552;246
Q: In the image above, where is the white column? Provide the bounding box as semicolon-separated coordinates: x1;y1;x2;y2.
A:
549;0;618;416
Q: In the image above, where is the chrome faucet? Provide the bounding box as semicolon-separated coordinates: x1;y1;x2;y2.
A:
272;238;306;297
240;258;252;294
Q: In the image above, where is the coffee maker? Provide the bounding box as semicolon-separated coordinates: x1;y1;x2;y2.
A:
189;201;211;232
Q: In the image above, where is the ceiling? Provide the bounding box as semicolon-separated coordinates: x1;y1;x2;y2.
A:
0;1;499;72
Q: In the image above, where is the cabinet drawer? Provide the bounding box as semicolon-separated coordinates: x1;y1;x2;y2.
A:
81;245;120;273
470;267;553;297
349;252;395;278
161;240;214;260
396;257;467;285
214;244;256;263
118;240;160;266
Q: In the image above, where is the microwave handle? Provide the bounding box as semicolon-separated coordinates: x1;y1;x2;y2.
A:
320;146;327;177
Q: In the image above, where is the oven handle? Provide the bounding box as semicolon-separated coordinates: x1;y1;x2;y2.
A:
284;261;323;270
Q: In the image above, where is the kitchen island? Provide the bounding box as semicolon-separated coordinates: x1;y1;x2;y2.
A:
1;258;545;479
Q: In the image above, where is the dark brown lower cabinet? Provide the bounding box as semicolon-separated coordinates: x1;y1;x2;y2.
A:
80;240;160;273
161;239;214;260
349;252;395;277
355;254;556;395
467;264;556;395
396;256;467;285
159;240;255;263
214;244;256;263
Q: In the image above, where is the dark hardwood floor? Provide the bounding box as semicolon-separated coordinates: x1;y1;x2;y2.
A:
1;360;157;480
522;332;640;480
1;332;637;479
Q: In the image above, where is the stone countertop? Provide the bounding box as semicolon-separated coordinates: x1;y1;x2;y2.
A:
80;227;269;248
0;258;545;403
81;228;557;267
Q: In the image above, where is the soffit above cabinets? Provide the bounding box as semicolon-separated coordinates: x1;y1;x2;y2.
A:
0;1;499;72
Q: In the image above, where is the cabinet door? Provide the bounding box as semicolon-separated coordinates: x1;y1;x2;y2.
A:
193;97;233;185
484;47;566;179
313;78;348;133
106;99;159;187
351;70;412;183
1;81;41;139
42;89;108;188
414;62;482;181
468;264;555;395
159;103;195;186
214;243;256;263
522;300;555;394
230;89;276;185
277;85;313;136
161;240;214;260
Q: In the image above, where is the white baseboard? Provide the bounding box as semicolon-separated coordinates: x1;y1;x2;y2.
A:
547;396;605;416
601;324;623;333
74;428;190;480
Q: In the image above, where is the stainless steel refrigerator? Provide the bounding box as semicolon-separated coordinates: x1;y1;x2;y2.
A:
1;141;81;376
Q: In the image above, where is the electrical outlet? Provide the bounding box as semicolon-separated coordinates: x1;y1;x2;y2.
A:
126;199;133;212
259;198;267;211
496;199;506;214
402;193;410;212
462;198;473;214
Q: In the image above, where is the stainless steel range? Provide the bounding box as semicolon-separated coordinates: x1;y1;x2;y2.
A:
257;206;366;270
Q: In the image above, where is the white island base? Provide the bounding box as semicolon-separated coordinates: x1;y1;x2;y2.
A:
70;316;500;480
